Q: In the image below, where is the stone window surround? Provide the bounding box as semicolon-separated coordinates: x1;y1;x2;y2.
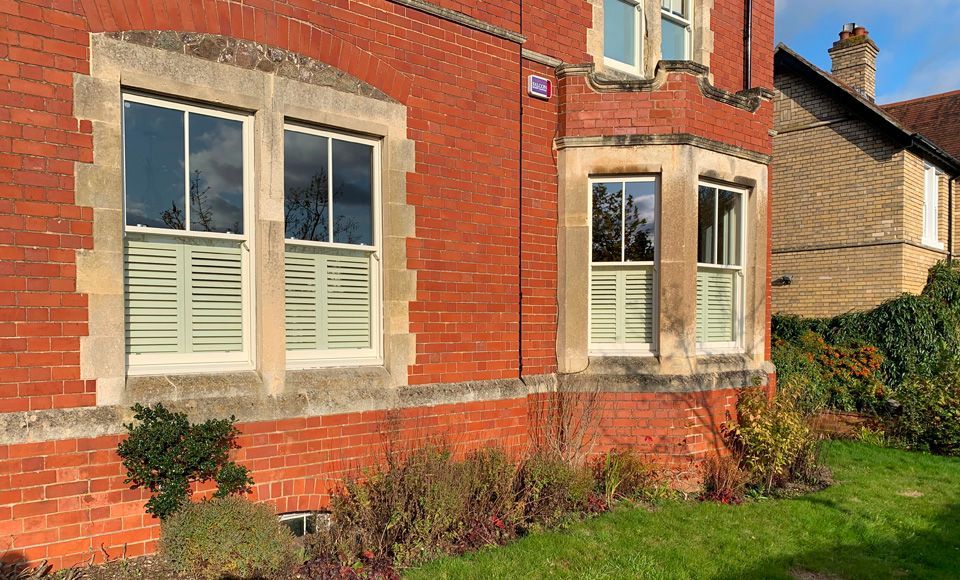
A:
556;141;769;376
588;0;714;80
75;35;417;407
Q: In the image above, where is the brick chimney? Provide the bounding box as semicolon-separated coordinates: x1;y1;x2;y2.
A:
828;23;879;101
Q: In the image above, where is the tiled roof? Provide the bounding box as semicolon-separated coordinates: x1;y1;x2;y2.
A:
883;90;960;161
774;44;960;175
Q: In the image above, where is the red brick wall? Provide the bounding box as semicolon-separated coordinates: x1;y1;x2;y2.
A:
560;71;774;155
0;389;742;569
521;60;560;376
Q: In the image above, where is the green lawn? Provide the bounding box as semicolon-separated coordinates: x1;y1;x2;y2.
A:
409;442;960;579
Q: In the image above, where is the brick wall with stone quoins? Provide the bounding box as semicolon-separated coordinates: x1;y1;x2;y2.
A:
0;0;775;569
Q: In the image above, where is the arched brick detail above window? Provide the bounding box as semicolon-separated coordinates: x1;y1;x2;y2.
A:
76;0;413;104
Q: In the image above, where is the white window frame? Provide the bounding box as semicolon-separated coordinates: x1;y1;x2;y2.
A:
922;163;943;249
696;180;746;355
660;0;693;61
283;122;383;369
588;175;659;356
604;0;644;76
121;92;256;376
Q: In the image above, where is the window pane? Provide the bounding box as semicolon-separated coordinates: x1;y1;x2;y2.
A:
123;101;185;229
284;130;330;242
604;0;636;66
592;181;623;262
332;139;374;246
623;181;656;262
717;189;741;266
662;17;688;60
697;185;716;264
188;113;245;234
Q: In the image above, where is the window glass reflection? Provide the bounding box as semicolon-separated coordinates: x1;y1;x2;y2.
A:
661;17;687;60
604;0;636;65
123;101;185;229
592;181;624;262
717;188;741;266
188;114;244;234
332;139;374;246
623;180;656;262
698;185;716;264
284;130;330;242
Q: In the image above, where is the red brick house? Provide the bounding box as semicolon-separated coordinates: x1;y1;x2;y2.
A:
0;0;774;567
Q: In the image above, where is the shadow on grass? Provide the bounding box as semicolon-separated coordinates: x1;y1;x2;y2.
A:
713;501;960;579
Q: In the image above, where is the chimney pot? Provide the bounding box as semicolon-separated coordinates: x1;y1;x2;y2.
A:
854;26;867;37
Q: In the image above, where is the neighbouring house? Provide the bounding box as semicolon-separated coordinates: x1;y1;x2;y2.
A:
772;25;960;318
0;0;774;567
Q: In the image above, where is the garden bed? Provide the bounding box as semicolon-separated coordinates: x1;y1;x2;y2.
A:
409;441;960;579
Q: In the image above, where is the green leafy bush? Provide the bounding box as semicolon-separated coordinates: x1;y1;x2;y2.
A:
159;496;302;579
725;386;825;494
921;260;960;309
830;294;960;386
593;448;660;504
116;403;253;519
889;372;960;456
515;450;595;530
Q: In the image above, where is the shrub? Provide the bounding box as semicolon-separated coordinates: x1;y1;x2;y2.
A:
725;386;825;494
889;372;960;456
308;444;604;571
921;260;960;309
515;450;596;529
312;445;521;569
830;294;960;386
593;448;659;504
116;403;253;520
159;496;302;580
700;454;747;504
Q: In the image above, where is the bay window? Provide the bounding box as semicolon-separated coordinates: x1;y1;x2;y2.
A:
696;182;744;351
604;0;643;75
283;124;381;367
122;93;252;373
661;0;692;61
590;177;658;354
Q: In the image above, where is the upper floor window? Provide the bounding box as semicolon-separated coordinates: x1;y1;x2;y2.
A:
604;0;643;75
923;163;941;249
661;0;692;61
122;93;252;374
590;177;658;354
697;182;744;352
283;124;381;368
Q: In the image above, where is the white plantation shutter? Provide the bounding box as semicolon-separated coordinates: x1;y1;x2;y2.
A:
590;265;654;348
285;246;373;352
125;236;244;356
696;267;736;344
124;238;183;353
188;244;244;352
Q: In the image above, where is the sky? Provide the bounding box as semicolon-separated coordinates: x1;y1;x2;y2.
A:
774;0;960;104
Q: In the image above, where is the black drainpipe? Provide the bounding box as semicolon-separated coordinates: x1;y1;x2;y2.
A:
518;0;524;380
950;177;955;262
743;0;753;90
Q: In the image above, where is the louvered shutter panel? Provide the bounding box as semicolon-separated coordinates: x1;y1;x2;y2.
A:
284;247;373;351
326;253;371;349
696;268;736;343
125;238;183;354
623;267;653;344
284;250;321;351
590;268;618;344
590;266;654;347
188;243;244;353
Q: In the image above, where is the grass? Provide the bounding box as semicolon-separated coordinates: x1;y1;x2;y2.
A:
408;442;960;579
